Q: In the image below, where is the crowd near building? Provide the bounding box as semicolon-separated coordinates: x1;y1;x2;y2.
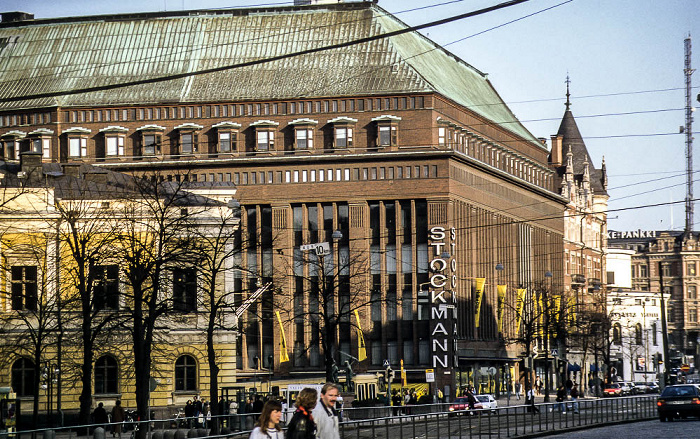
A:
0;0;689;427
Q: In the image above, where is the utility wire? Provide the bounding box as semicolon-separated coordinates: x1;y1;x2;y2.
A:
0;0;532;104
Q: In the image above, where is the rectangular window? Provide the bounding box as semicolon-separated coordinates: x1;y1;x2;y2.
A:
219;132;231;152
173;268;197;312
689;262;697;276
180;133;194;154
93;265;119;310
295;128;313;149
106;136;124;156
143;134;159;155
689;285;697;299
11;266;37;311
42;138;50;158
257;130;274;150
335;127;353;148
690;308;698;323
69;137;87;157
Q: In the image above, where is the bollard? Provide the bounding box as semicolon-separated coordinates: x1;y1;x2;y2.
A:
187;428;198;438
93;427;105;439
44;430;56;439
151;430;163;439
196;429;207;437
174;429;187;439
164;430;175;439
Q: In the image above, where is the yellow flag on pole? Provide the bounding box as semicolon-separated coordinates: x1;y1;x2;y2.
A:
516;288;527;334
354;309;367;362
275;311;290;363
497;284;507;333
474;278;486;328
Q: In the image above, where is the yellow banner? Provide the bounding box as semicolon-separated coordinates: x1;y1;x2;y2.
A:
568;296;576;325
275;311;290;363
554;295;562;323
354;309;367;362
474;278;486;328
401;359;407;387
497;284;507;333
516;288;526;334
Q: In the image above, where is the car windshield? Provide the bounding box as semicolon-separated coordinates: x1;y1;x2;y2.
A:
606;384;620;388
661;386;698;397
476;396;489;402
634;382;645;385
453;397;468;403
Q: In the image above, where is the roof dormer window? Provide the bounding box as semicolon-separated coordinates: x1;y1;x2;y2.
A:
1;130;26;161
63;127;91;158
372;115;401;148
99;126;128;157
174;123;203;156
28;128;53;159
212;121;241;154
136;124;165;156
289;118;318;151
328;117;357;149
251;120;279;152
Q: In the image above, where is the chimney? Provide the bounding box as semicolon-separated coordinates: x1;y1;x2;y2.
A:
1;12;34;23
19;151;43;183
62;163;82;178
84;170;108;185
549;134;563;167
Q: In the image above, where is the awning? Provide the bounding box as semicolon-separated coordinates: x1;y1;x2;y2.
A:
568;363;582;372
590;364;600;372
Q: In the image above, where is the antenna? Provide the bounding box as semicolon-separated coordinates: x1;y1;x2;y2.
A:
685;35;695;233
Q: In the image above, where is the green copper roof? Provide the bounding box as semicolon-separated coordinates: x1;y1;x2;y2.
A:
0;2;539;144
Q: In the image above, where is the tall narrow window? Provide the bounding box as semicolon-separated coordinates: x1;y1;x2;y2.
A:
173;268;197;312
92;265;119;311
28;128;53;159
11;358;35;397
612;323;622;344
11;266;37;311
1;130;26;160
99;126;128;157
635;323;643;345
175;355;197;391
94;355;118;394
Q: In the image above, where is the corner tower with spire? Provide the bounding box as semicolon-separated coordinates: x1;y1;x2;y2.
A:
548;76;609;378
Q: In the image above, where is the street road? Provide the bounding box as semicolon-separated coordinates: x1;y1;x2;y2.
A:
546;418;700;438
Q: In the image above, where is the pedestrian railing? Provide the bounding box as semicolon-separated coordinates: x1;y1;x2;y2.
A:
3;395;658;439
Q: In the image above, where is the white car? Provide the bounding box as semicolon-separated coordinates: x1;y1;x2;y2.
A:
475;394;498;410
619;382;635;396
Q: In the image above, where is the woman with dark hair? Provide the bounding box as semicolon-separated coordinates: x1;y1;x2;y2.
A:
249;400;284;439
285;388;317;439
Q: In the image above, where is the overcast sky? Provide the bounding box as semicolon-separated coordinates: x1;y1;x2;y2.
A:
1;0;698;232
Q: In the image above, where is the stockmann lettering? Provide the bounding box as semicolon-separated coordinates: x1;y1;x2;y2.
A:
607;230;658;239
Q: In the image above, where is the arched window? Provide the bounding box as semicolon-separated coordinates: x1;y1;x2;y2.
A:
11;358;35;397
612;323;622;345
635;323;643;345
95;355;118;394
175;355;197;391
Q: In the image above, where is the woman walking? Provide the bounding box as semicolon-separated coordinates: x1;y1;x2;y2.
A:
286;388;317;439
249;400;284;439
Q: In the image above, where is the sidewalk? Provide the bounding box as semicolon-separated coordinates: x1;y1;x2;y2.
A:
495;393;597;407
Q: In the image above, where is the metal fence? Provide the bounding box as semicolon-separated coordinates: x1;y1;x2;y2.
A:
1;395;658;439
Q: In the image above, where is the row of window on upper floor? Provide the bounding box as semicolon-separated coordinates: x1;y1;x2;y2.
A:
7;265;199;314
0;116;401;160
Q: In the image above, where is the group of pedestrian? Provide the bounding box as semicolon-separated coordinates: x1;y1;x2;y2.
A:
249;382;341;439
91;400;126;437
553;380;580;414
183;395;209;427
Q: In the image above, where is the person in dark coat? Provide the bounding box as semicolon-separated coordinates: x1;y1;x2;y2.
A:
184;400;195;427
93;402;109;426
286;388;317;439
111;400;126;436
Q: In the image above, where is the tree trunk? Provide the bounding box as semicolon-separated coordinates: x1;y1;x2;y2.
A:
207;304;220;435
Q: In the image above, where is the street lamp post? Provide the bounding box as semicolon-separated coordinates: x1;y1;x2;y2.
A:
495;263;504;399
543;271;553;403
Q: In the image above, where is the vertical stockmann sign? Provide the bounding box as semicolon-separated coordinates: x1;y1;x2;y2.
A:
429;226;458;370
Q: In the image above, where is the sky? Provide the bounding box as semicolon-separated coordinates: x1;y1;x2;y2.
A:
1;0;698;232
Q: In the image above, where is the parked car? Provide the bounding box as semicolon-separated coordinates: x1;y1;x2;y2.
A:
448;397;472;415
632;382;650;394
603;383;622;397
448;394;497;415
619;382;635;395
657;384;700;421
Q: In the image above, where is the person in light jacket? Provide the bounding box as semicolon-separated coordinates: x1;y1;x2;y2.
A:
311;383;340;439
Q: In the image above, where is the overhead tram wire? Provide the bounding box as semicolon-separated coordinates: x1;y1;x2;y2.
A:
0;0;534;104
4;0;473;87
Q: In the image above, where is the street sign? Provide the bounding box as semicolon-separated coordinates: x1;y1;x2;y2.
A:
425;369;435;383
300;242;331;256
681;364;690;372
551;349;558;357
383;359;390;368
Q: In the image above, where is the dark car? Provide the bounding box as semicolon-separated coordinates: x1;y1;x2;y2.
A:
657;384;700;421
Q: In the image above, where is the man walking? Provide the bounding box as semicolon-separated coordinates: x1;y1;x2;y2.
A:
311;383;340;439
